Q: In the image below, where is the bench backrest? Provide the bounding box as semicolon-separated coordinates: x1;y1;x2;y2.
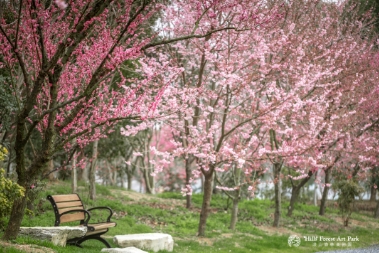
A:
47;194;85;226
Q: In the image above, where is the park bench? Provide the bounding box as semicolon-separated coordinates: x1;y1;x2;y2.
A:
47;194;116;248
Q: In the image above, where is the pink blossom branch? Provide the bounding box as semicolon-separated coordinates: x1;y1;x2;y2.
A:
0;25;31;89
14;0;23;49
142;27;242;50
58;1;149;131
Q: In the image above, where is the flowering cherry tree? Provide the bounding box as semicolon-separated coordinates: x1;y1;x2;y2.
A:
153;0;379;233
0;0;248;240
152;0;285;235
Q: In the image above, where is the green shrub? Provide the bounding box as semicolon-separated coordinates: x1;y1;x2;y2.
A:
0;146;25;229
333;179;363;226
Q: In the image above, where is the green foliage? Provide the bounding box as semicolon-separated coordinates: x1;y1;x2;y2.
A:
0;73;18;132
0;169;25;221
191;193;229;209
0;145;8;161
333;180;364;226
0;246;26;253
239;199;272;223
0;147;25;230
0;168;25;229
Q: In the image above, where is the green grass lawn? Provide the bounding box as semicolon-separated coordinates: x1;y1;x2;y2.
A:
1;180;379;253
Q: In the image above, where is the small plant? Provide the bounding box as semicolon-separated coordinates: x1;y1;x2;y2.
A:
333;179;363;226
26;180;48;217
0;146;25;229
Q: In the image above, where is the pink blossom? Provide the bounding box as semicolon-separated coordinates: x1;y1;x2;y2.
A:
54;0;68;10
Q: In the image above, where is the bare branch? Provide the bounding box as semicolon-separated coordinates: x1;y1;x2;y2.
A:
142;27;240;50
15;0;23;49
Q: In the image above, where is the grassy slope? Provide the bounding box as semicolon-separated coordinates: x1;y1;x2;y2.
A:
1;180;379;253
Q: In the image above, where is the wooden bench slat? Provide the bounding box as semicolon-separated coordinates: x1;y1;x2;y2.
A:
60;212;85;223
56;201;83;209
51;194;81;202
47;193;116;248
89;223;117;230
59;206;85;214
86;229;108;236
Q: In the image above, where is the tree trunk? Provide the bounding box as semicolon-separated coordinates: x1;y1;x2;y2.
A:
127;170;132;190
3;118;29;240
319;168;331;215
143;167;155;194
314;180;318;206
82;164;89;183
273;162;282;227
71;152;77;193
287;186;300;217
374;198;379;218
287;171;314;217
229;189;240;230
2;195;28;240
112;167;118;186
198;171;213;236
5;146;12;177
370;185;376;202
185;158;192;209
344;217;349;227
89;140;98;200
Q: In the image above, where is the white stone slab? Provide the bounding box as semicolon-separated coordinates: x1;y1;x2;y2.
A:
19;226;87;247
114;233;174;252
101;247;148;253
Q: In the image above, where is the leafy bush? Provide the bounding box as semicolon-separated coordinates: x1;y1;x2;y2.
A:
333;179;363;226
0;146;25;229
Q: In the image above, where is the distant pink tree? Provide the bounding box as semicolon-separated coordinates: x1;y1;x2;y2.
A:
155;0;379;233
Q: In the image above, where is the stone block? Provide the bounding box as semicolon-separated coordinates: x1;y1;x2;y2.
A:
101;247;148;253
114;233;174;252
19;226;87;247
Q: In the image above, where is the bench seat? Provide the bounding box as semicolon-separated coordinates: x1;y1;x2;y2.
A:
47;194;117;248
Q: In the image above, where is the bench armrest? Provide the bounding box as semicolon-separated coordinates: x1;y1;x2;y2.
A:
87;206;113;222
59;209;91;226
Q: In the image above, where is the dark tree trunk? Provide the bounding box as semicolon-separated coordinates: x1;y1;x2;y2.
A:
89;140;98;200
287;186;300;217
229;189;240;230
273;162;282;227
6;146;12;177
287;171;314;217
3;98;57;239
344;219;348;226
198;170;213;236
370;185;376;202
185;157;192;209
127;171;132;190
143;167;154;194
2;195;28;240
3;116;29;240
374;198;379;218
319;168;331;215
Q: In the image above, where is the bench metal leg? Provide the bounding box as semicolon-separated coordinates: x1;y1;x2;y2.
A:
67;239;83;248
75;235;111;248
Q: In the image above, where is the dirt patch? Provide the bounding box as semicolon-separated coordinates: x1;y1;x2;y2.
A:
111;189;158;201
189;232;261;248
0;241;56;253
197;237;214;246
257;225;300;236
333;217;379;229
111;189;186;207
